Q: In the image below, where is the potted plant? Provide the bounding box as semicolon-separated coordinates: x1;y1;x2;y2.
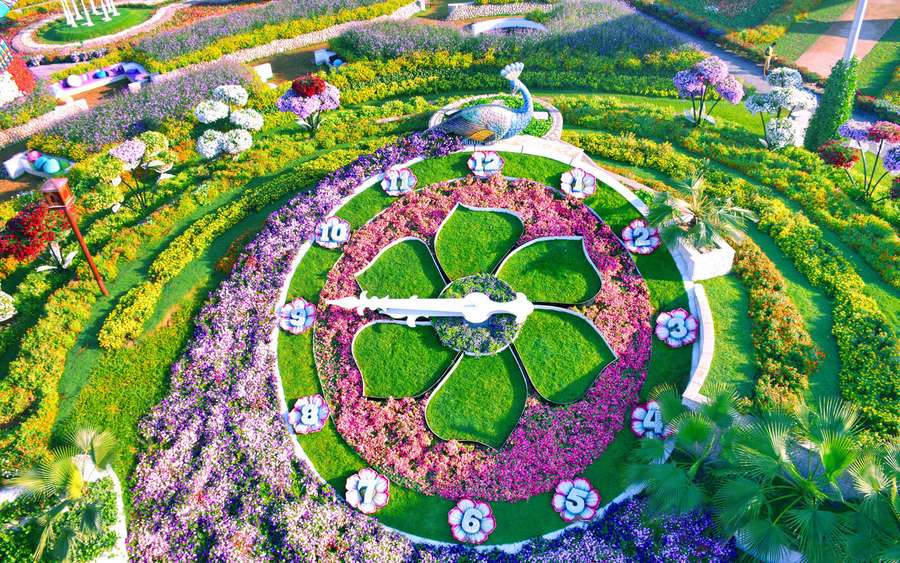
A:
648;174;758;280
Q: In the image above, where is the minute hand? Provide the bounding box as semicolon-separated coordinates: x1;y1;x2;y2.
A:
328;291;534;327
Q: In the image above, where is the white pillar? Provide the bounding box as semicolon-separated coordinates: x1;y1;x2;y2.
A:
80;0;93;25
60;0;76;26
89;0;101;15
72;0;84;21
99;0;110;21
107;0;119;17
842;0;869;62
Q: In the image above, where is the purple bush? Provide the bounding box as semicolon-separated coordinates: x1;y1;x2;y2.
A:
136;0;380;62
673;56;743;126
47;63;252;146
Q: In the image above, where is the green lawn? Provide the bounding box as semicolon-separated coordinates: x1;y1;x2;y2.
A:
497;238;601;304
426;349;527;448
357;239;445;298
700;273;757;398
276;155;693;543
434;206;523;279
354;323;456;398
656;0;782;30
856;18;900;96
37;6;157;44
515;308;616;403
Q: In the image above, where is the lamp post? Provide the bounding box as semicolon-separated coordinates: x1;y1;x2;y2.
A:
41;178;109;296
842;0;869;63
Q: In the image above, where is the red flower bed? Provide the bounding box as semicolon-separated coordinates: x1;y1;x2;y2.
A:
291;74;326;98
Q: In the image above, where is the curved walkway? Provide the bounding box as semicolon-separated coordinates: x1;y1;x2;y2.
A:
13;0;189;54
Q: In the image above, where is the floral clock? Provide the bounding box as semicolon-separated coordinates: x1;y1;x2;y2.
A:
560;168;596;199
621;219;661;255
381;168;417;196
552;478;601;522
448;499;496;544
313;175;654;506
314;216;350;249
631;400;666;439
467;151;504;178
345;468;390;514
277;297;316;334
287;394;330;434
655;308;698;348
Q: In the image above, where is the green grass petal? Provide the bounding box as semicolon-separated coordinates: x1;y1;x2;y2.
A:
435;206;523;279
357;239;446;298
497;238;601;304
516;308;616;403
425;349;526;449
354;323;456;398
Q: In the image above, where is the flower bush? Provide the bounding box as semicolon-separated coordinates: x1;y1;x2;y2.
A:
276;75;340;132
0;203;59;261
0;289;16;322
673;56;743;125
316;174;652;500
432;274;520;356
194;84;259;159
821;119;900;201
212;84;250;107
194;100;230;124
229;109;264;131
744;68;817;150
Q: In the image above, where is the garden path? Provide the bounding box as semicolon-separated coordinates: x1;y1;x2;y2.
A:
795;0;899;78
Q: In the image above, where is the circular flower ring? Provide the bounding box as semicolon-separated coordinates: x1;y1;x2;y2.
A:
345;468;390;514
381;168;418;196
467;151;504;178
655;308;698;348
287;394;330;434
552;478;601;522
315;216;350;249
277;297;316;334
560;168;596;199
631;400;666;439
316;176;653;501
448;499;496;544
621;219;661;255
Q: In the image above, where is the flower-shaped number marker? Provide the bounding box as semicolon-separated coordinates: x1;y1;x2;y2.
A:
467;151;504;178
552;478;601;522
621;219;661;255
560;168;597;199
337;206;614;448
288;394;330;434
381;168;417;196
345;468;389;514
315;216;350;249
655;308;698;348
277;297;316;334
448;499;496;544
631;400;665;439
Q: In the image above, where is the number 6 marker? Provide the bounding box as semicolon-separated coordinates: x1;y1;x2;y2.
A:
448;499;496;544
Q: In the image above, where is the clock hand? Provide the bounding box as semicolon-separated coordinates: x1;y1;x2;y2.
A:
328;291;534;327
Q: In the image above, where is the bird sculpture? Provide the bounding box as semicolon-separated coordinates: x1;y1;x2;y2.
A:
433;62;533;145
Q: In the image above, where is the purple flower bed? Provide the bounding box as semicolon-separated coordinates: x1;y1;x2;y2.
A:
47;63;252;146
335;0;683;60
135;0;380;62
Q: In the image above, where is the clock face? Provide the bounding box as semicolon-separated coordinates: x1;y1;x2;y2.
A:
310;173;654;502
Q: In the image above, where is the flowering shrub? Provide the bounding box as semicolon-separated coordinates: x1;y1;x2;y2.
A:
196;130;225;159
108;131;176;211
673;56;743;125
0;289;16;322
211;84;249;107
291;74;326;98
551;478;600;522
194;100;230;124
276;76;340;132
821;119;900;201
316;175;652;500
277;297;317;334
222;129;254;155
448;499;495;544
0;203;58;261
744;68;817;150
229;109;264;131
288;394;330;434
194;84;260;159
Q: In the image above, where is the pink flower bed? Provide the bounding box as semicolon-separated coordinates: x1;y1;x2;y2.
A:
313;175;653;501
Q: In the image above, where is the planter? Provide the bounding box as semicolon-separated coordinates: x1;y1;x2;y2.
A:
675;236;734;281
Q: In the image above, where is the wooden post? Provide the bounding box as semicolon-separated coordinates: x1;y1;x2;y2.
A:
41;178;109;296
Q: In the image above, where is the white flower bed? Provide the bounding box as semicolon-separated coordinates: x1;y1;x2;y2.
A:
229;108;264;131
447;2;552;21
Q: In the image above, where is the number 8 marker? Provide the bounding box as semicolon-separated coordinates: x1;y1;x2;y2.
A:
552;478;601;522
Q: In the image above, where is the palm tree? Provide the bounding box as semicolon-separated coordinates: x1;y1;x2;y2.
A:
5;429;116;562
625;384;740;515
648;173;759;251
714;399;899;562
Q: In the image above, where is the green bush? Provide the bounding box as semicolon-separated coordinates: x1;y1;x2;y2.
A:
804;57;858;151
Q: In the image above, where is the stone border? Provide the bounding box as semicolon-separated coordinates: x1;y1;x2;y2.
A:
13;1;191;54
0;99;88;150
270;139;681;552
429;93;563;141
446;2;553;21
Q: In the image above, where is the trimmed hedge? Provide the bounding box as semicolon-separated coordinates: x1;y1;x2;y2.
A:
804;58;858;151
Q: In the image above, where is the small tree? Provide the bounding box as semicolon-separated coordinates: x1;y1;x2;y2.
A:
819;120;900;201
648;174;759;250
745;67;818;150
5;429;117;562
673;56;744;126
108;131;176;211
804;57;858;151
275;74;341;133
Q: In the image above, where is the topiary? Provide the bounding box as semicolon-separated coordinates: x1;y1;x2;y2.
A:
804;57;858;151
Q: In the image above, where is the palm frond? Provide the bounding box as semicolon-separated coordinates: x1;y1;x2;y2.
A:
734;519;794;563
673;411;715;458
712;477;767;533
818;433;858;485
848;453;888;498
648;383;684;423
700;383;740;430
68;428;117;470
784;504;846;563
